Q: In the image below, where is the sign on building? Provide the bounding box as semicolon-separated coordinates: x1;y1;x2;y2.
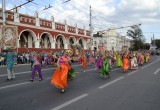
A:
0;25;18;50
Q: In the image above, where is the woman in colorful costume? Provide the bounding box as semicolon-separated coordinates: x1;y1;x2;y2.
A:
100;52;111;78
51;51;71;93
81;50;87;72
0;47;15;80
96;53;103;70
130;53;138;69
30;52;43;81
89;53;95;65
122;53;129;72
116;53;123;67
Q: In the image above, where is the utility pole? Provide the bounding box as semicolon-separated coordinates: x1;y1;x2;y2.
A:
2;0;6;25
89;5;93;51
89;5;92;37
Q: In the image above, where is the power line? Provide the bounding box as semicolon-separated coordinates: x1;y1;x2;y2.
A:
8;0;34;11
43;0;70;10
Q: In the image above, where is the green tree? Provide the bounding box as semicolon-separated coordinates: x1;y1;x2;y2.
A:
155;39;160;49
127;25;145;50
143;43;150;50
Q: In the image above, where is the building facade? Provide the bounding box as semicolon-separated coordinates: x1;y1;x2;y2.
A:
0;7;91;52
92;28;131;51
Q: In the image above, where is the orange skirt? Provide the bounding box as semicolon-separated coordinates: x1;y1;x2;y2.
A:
82;60;86;69
51;64;70;89
122;58;129;71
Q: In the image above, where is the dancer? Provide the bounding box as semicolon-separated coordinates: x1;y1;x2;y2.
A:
96;52;102;70
81;50;87;72
130;53;138;69
122;53;129;72
116;52;122;67
0;48;15;80
100;52;111;78
51;51;71;93
30;52;43;81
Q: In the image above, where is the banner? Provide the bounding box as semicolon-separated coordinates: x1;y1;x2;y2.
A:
0;25;18;50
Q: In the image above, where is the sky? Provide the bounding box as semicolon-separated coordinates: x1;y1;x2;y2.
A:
1;0;160;43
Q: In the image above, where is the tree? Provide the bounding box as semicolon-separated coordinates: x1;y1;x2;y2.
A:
155;39;160;49
143;43;150;50
127;25;145;50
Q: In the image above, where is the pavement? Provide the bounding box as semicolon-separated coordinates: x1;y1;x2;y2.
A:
0;56;160;110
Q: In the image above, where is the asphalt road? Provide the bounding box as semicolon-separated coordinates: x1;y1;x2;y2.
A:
0;56;160;110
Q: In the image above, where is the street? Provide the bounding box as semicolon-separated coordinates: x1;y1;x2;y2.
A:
0;56;160;110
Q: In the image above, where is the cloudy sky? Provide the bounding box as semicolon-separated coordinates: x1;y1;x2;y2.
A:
1;0;160;43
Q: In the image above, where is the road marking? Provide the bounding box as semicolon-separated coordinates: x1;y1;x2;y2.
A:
111;68;121;71
98;77;124;89
141;59;160;70
0;82;30;90
153;68;160;75
0;64;81;77
85;68;96;72
127;70;139;76
51;94;88;110
46;77;51;80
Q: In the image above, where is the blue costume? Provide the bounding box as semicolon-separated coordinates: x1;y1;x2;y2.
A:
0;52;15;80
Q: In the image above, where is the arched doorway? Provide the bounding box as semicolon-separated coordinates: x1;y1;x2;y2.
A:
56;35;65;49
19;30;36;48
79;38;84;48
40;33;52;48
68;37;76;49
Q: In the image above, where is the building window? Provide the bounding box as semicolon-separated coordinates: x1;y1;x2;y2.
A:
33;19;35;23
24;18;27;22
29;18;31;23
11;14;14;19
19;17;22;21
6;13;8;18
40;21;42;25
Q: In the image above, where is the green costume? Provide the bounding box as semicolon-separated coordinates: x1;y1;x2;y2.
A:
100;56;111;78
116;55;122;67
68;68;77;80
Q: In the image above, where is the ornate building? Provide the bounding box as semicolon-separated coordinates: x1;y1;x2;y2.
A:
0;7;91;52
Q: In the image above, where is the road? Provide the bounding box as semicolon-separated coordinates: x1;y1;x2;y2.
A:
0;56;160;110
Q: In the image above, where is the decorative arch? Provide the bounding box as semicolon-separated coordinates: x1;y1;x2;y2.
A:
68;36;77;49
39;32;53;48
19;29;37;41
55;34;66;49
19;29;37;48
78;37;85;48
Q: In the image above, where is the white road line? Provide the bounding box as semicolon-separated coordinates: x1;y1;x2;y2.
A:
153;68;160;75
127;70;139;76
51;94;88;110
0;82;30;90
141;59;160;69
0;64;81;77
46;77;51;80
98;77;124;89
111;68;121;71
85;68;96;72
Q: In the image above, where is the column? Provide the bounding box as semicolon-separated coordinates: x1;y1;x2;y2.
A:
51;16;55;29
64;42;68;49
35;40;40;48
35;11;40;26
51;42;56;49
13;5;19;23
64;20;68;32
